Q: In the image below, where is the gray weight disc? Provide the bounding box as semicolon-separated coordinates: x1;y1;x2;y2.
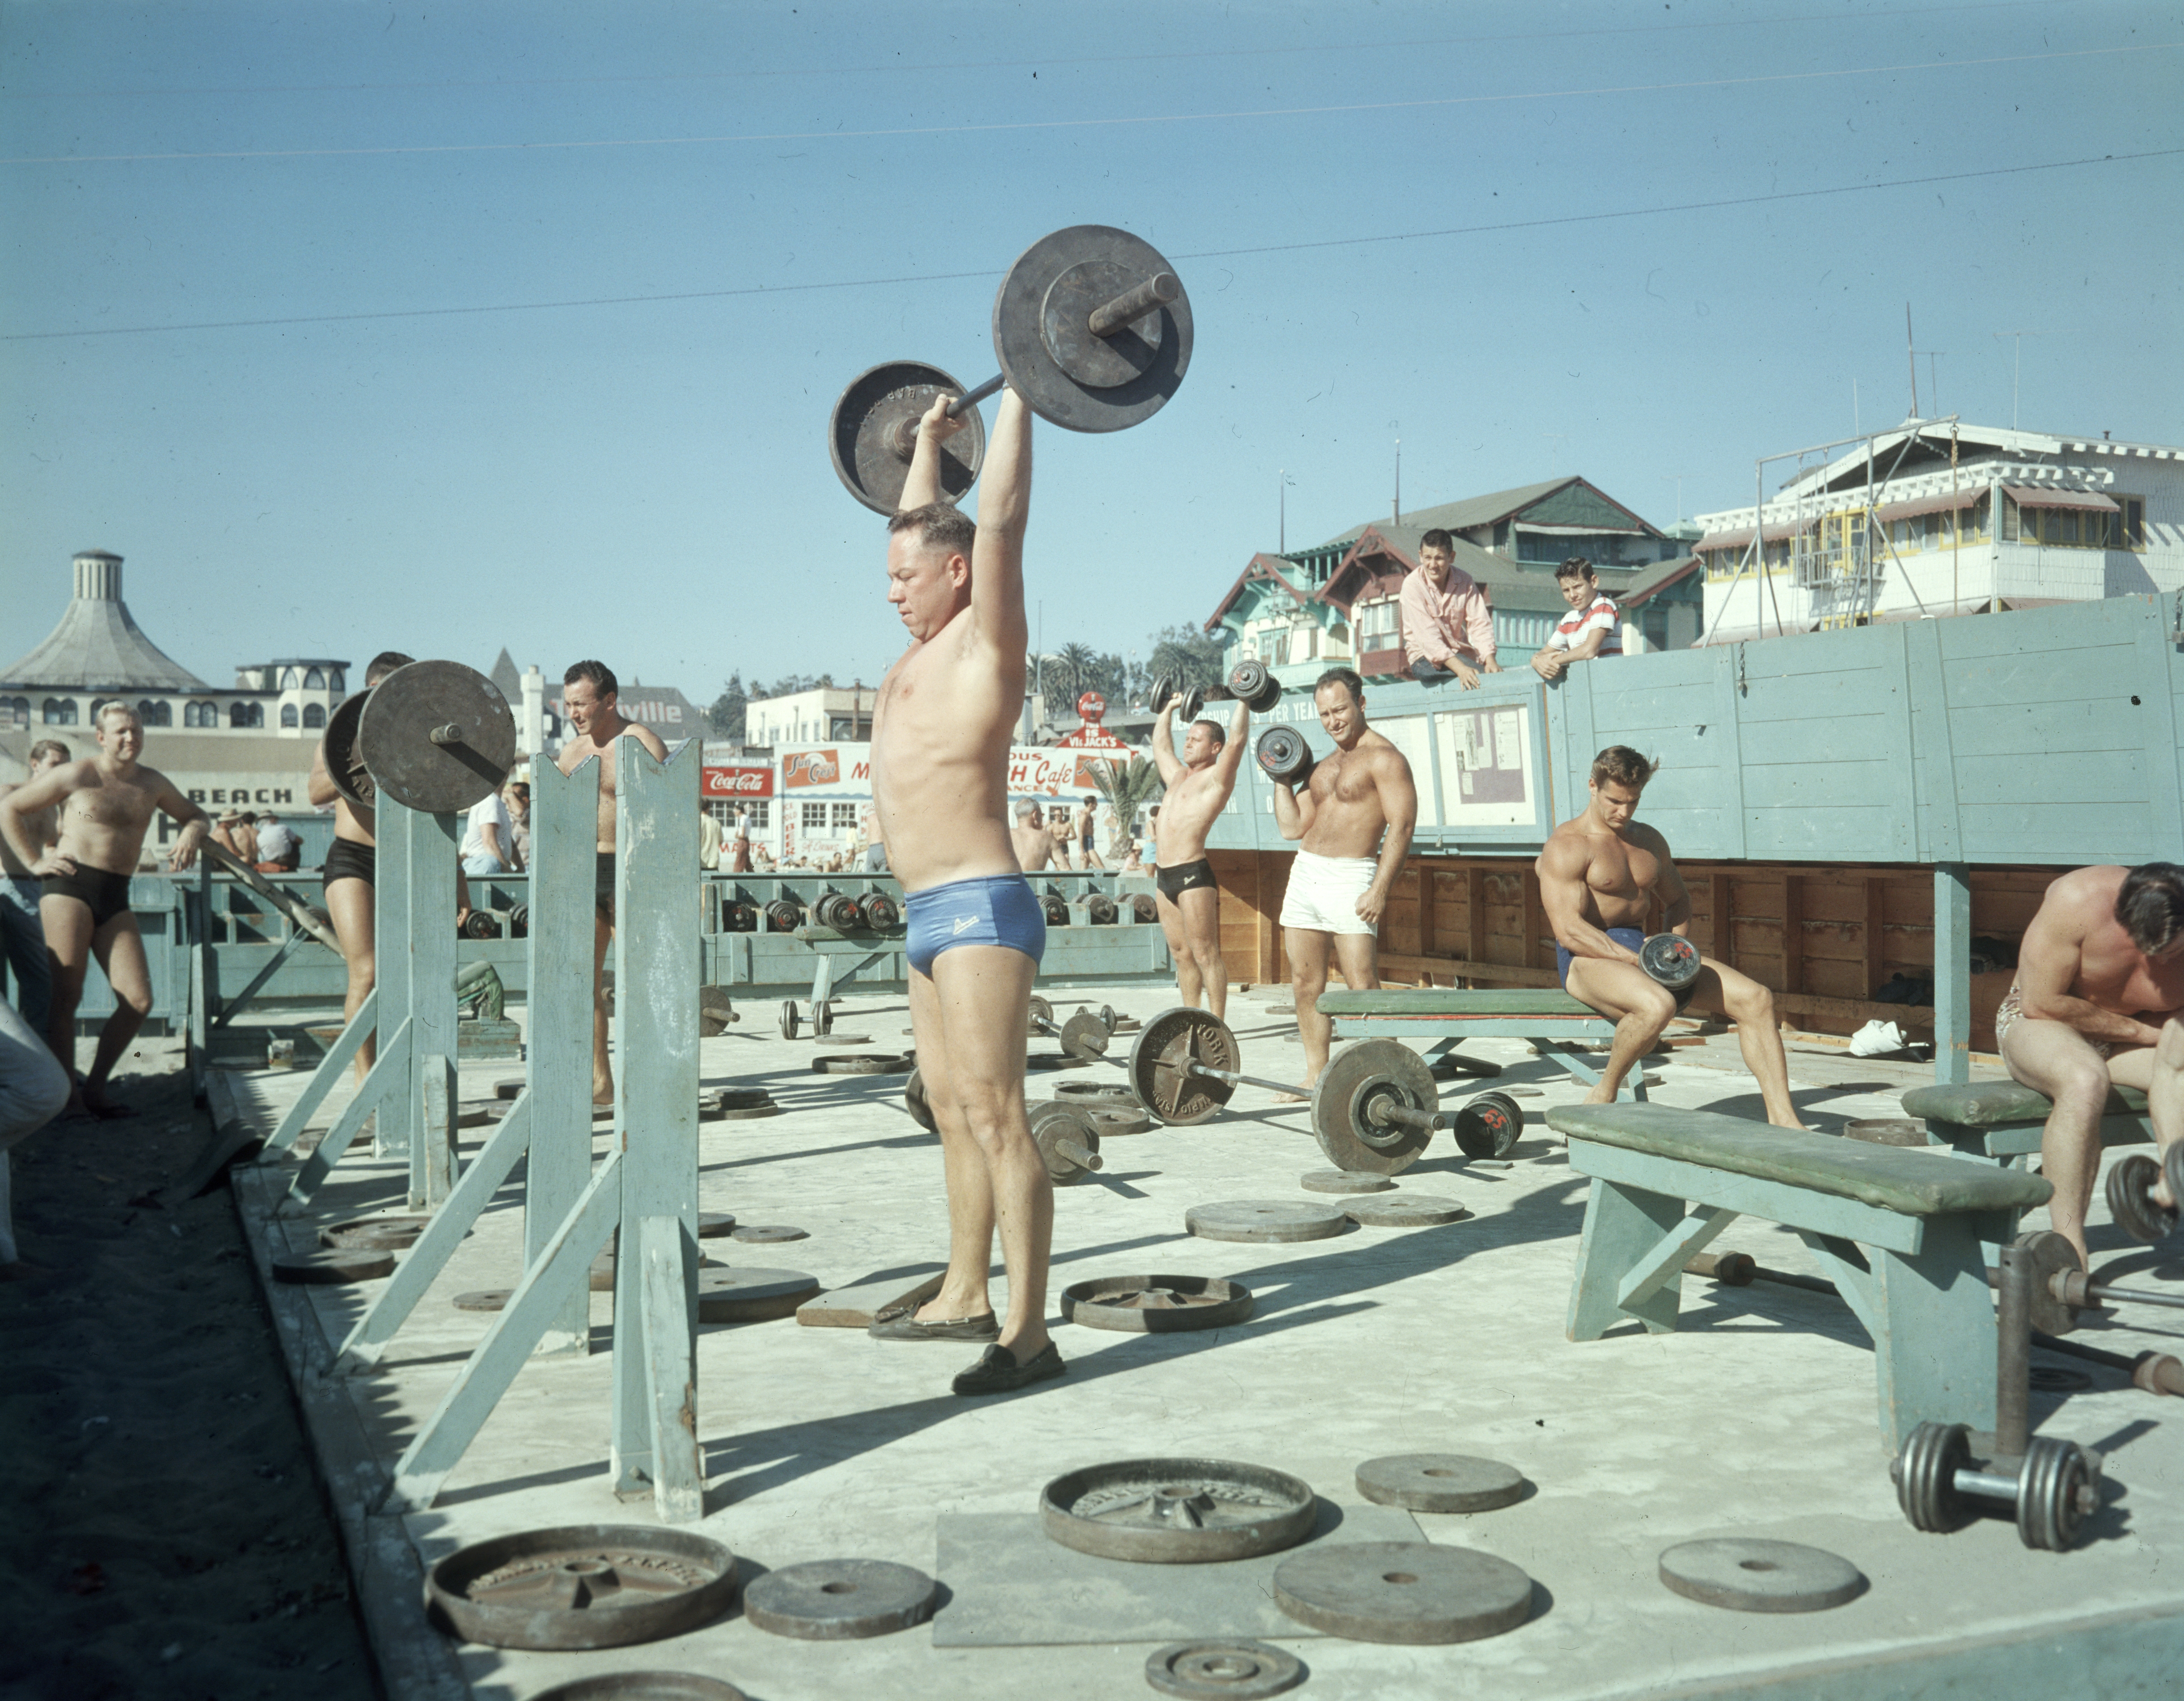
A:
1343;1194;1469;1229
1060;1274;1254;1334
696;1268;820;1324
1145;1639;1305;1700
494;1076;526;1100
1355;1454;1526;1514
1041;1457;1316;1564
1186;1200;1348;1244
1090;1107;1154;1136
828;359;985;515
812;1033;873;1046
1299;1169;1396;1195
319;1214;433;1252
731;1224;808;1244
454;1289;511;1312
740;1558;938;1641
355;659;517;815
993;225;1191;432
1272;1541;1533;1644
811;1053;912;1075
1657;1538;1868;1613
696;1211;737;1239
424;1523;740;1651
528;1675;748;1701
272;1247;394;1285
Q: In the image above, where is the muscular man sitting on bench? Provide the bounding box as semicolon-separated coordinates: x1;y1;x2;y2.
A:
1537;745;1804;1128
1999;862;2184;1267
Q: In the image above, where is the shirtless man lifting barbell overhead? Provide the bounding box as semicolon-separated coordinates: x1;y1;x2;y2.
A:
1998;863;2184;1269
1272;668;1417;1096
1150;693;1248;1021
1536;745;1805;1128
867;387;1064;1397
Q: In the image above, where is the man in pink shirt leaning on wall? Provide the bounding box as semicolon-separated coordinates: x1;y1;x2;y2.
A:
1399;528;1500;689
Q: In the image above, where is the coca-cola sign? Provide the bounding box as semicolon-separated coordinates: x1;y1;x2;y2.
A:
1076;690;1107;723
702;766;773;798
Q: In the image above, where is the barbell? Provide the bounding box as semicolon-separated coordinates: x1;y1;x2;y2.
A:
2003;1227;2184;1335
829;224;1194;513
324;660;517;816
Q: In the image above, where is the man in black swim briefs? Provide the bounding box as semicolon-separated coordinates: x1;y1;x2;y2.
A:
0;703;207;1118
1149;690;1250;1020
1535;745;1804;1128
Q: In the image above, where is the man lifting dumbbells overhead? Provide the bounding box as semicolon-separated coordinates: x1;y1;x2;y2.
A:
1996;862;2184;1269
1537;746;1807;1129
1149;687;1249;1021
1271;668;1418;1097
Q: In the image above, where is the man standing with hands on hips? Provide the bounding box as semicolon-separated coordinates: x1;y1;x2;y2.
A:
1272;668;1417;1096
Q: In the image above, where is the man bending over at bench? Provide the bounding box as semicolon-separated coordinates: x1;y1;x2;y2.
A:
2000;862;2184;1268
1151;693;1248;1020
1538;745;1804;1128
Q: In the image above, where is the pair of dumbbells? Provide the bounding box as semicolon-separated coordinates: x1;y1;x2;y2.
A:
1151;658;1285;724
806;891;903;933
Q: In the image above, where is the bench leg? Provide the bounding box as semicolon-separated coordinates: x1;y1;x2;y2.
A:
1799;1219;2000;1452
1567;1178;1687;1341
1537;1042;1647;1103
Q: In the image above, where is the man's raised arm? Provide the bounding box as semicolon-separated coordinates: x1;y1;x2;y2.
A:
1212;698;1250;789
969;388;1031;652
1537;836;1643;965
1150;701;1186;786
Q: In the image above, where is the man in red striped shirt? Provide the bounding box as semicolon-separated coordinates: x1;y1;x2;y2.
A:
1529;557;1621;681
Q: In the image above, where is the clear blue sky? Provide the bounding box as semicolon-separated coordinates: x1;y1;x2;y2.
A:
5;0;2178;703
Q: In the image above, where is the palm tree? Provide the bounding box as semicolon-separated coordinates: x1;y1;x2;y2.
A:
1044;641;1103;718
1085;754;1166;859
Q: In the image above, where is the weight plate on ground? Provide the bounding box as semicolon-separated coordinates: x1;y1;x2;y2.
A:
1145;1639;1304;1700
494;1076;526;1100
1453;1091;1524;1160
528;1676;748;1701
1895;1420;1972;1533
455;1289;511;1312
1061;1274;1254;1333
741;1558;938;1640
1055;1079;1140;1108
1040;1457;1315;1563
2013;1228;2085;1335
424;1523;740;1650
904;1067;936;1132
1300;1168;1397;1195
273;1247;395;1284
320;1214;433;1251
1356;1454;1526;1515
1186;1200;1348;1244
696;1211;737;1240
1345;1194;1468;1228
1657;1538;1868;1613
1131;1005;1240;1126
1090;1106;1153;1137
779;1001;800;1041
2106;1151;2176;1243
355;660;516;815
828;359;986;515
700;1088;778;1122
1312;1040;1436;1174
811;1053;912;1074
814;1033;873;1046
993;225;1192;433
696;1267;820;1324
1273;1541;1533;1644
731;1225;809;1244
322;691;373;808
1026;1051;1092;1071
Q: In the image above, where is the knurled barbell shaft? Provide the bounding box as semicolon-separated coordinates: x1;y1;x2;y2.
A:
2072;1275;2184;1312
1181;1060;1308;1099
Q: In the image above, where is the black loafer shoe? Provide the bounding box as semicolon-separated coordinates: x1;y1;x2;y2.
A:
950;1340;1067;1396
867;1304;1001;1342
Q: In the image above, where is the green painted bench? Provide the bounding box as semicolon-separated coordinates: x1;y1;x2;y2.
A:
1318;987;1648;1100
1901;1079;2152;1164
1548;1103;2052;1451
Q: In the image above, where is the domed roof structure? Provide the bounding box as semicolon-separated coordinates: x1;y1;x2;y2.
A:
1;550;213;693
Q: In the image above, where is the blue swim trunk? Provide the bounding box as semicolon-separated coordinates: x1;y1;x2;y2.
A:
1556;925;1644;989
904;873;1047;977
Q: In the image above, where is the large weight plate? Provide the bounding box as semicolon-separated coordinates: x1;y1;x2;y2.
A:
1300;1168;1395;1195
993;225;1192;433
1030;1099;1104;1182
811;1053;912;1075
1639;931;1703;992
741;1558;938;1640
1311;1039;1436;1174
320;1213;433;1252
729;1225;809;1244
529;1676;748;1701
1145;1639;1305;1700
1343;1194;1468;1229
904;1067;937;1132
2014;1228;2085;1336
1039;1457;1315;1563
1355;1454;1526;1515
697;1267;820;1323
322;691;373;808
1131;1005;1239;1126
424;1523;739;1650
1186;1200;1348;1244
355;660;516;815
828;360;986;515
1060;1274;1254;1333
1272;1541;1533;1645
1657;1538;1868;1613
2106;1151;2177;1243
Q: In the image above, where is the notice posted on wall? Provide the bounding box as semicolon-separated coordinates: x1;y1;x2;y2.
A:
1433;702;1536;827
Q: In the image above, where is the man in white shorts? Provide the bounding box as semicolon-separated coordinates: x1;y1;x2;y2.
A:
1271;668;1418;1094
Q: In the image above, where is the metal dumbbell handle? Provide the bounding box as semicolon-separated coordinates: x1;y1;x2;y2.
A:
428;723;467;746
1050;1137;1103;1173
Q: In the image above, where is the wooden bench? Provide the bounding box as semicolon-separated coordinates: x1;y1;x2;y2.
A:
1547;1103;2052;1451
1318;987;1649;1100
1901;1079;2152;1164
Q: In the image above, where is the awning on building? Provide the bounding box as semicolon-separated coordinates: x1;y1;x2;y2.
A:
1694;521;1801;552
1872;488;1985;524
2003;484;2119;512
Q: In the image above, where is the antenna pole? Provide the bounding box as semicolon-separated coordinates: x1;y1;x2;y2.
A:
1905;303;1919;418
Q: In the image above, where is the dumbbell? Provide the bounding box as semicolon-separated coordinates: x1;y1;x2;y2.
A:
1638;933;1703;1007
1149;675;1207;723
723;900;758;933
1893;1241;2107;1551
1076;892;1117;925
812;891;862;931
828;224;1192;512
1128;893;1157;924
1255;725;1316;789
1224;659;1284;713
1029;1101;1104;1183
507;903;529;938
764;897;802;932
1041;893;1071;927
858;892;902;931
460;908;502;939
2104;1143;2184;1243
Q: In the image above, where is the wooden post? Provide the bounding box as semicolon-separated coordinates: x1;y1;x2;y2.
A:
1935;863;1972;1084
1418;865;1437;962
528;756;598;1359
406;803;460;1210
1708;872;1733;961
1863;875;1887;1001
1464;866;1482;984
373;797;414;1160
1780;871;1804;996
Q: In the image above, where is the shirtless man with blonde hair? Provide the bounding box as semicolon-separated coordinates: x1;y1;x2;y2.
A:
866;386;1063;1397
1272;668;1416;1094
556;660;669;1108
1;704;208;1116
1999;862;2184;1267
1537;745;1804;1127
1010;800;1058;873
1151;698;1248;1019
